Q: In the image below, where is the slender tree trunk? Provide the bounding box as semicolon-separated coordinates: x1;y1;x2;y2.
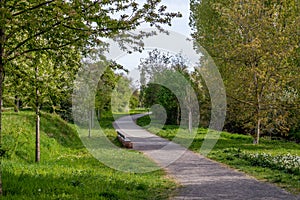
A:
255;117;261;144
176;106;180;125
88;110;91;138
35;66;40;162
255;96;262;144
0;23;5;196
14;95;19;112
186;87;192;133
253;71;262;144
188;108;192;133
35;104;40;162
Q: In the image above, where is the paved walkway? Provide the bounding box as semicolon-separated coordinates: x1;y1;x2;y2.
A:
113;114;299;200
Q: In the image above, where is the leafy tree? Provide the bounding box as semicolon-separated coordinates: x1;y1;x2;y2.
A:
111;75;133;113
144;82;180;124
191;0;300;143
95;67;118;117
0;0;181;194
139;50;199;129
130;89;139;109
3;49;80;162
139;50;178;124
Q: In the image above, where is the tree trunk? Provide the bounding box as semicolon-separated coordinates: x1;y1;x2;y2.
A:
35;104;40;162
0;57;3;197
253;71;262;144
0;24;5;196
186;86;192;133
176;106;180;125
88;110;91;138
14;95;19;112
188;108;192;133
255;117;261;144
35;66;40;162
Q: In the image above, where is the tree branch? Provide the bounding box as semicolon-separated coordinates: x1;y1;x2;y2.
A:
7;38;81;62
227;94;255;106
12;0;55;17
7;21;62;57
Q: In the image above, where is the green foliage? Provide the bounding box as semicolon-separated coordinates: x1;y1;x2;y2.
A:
144;83;179;125
111;76;132;113
139;49;200;126
190;0;300;142
1;1;182;63
1;111;176;199
95;66;138;116
0;0;183;195
95;67;118;112
129;90;139;109
3;49;80;123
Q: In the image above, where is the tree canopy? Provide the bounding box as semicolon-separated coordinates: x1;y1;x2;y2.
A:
190;0;300;143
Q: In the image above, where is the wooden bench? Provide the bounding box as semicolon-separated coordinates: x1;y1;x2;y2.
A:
117;131;133;148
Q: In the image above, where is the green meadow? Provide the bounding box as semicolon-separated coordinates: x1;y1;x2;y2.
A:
1;111;176;199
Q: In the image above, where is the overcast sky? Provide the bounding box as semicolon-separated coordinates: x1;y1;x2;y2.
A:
159;0;192;36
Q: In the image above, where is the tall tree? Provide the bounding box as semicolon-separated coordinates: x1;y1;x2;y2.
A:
139;49;199;128
3;49;80;162
0;0;181;194
191;0;300;143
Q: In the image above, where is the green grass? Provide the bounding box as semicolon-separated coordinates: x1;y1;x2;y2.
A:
1;111;176;199
137;115;300;194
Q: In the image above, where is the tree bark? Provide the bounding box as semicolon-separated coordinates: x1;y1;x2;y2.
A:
188;108;192;133
186;86;192;133
14;95;20;112
35;66;40;162
176;106;180;125
253;71;262;144
255;117;261;144
88;110;91;138
0;21;5;196
0;50;3;198
35;105;40;162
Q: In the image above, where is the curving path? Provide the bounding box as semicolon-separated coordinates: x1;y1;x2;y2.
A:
113;114;299;200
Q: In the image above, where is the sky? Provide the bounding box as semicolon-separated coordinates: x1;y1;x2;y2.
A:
108;0;192;87
158;0;192;36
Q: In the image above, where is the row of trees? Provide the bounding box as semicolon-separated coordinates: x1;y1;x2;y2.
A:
190;0;300;143
139;1;300;145
139;49;204;132
139;50;182;125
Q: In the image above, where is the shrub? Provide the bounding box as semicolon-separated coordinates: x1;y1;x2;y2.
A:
239;152;300;175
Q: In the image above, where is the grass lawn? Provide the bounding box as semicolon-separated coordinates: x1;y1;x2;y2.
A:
1;111;176;199
137;115;300;195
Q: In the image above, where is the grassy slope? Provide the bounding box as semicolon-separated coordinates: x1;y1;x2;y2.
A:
137;115;300;194
1;111;176;200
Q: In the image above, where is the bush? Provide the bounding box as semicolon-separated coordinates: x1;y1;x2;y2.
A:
236;151;300;175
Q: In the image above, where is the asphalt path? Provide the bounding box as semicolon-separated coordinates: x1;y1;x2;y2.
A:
113;114;299;200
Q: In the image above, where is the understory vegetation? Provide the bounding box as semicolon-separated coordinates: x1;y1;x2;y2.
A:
1;111;176;199
137;115;300;194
